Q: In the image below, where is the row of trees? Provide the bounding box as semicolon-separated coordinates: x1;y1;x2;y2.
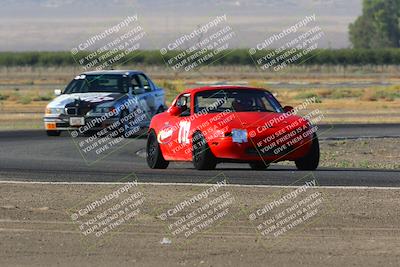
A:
1;49;400;67
1;0;398;67
349;0;400;48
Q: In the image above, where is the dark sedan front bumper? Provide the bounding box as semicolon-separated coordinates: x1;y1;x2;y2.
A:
43;114;120;132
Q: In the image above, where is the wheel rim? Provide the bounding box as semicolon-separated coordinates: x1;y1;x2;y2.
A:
121;112;129;132
193;133;203;163
194;148;201;163
147;135;157;165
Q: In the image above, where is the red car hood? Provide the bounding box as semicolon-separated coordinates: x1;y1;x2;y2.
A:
233;112;303;128
202;112;307;131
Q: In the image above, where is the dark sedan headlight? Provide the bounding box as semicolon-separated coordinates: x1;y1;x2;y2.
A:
87;106;116;115
45;107;65;115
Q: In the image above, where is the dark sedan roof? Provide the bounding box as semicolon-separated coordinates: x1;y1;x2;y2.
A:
81;70;144;76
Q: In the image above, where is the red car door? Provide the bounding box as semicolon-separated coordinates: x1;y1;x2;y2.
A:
161;93;193;161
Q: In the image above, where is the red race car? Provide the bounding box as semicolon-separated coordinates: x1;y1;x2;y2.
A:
147;86;319;170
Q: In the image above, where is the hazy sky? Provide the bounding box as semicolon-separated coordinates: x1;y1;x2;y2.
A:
0;0;362;51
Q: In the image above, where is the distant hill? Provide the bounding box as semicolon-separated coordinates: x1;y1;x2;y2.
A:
0;0;362;51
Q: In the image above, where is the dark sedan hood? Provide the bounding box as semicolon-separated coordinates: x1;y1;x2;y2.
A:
47;92;124;109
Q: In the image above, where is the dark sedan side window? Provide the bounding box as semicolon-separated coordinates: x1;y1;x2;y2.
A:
138;74;152;92
131;75;141;90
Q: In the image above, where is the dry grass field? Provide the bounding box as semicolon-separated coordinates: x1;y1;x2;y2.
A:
0;66;399;129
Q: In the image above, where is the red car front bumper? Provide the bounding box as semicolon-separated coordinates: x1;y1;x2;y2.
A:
208;131;313;163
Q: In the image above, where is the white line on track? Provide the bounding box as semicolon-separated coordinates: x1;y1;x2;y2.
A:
0;180;399;190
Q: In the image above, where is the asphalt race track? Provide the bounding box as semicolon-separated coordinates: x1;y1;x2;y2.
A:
0;124;399;187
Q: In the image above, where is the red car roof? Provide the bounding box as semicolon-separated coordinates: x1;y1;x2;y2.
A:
182;85;269;94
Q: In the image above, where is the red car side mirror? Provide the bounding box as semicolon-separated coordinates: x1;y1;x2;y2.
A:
283;105;294;113
168;106;183;116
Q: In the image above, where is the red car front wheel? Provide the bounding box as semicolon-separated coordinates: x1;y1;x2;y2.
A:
192;131;217;170
147;130;169;169
295;133;320;170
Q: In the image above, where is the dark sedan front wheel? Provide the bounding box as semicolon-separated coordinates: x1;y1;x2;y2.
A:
146;130;169;169
119;110;131;138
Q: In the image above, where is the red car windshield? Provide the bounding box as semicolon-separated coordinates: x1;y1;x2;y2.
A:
194;89;283;113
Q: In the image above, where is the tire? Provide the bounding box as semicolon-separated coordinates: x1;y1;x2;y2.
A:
295;133;320;170
46;130;61;136
119;111;130;138
192;131;217;170
146;130;169;169
249;162;269;170
156;106;165;114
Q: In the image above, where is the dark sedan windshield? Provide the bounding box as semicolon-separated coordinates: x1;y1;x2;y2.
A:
194;89;283;113
63;74;128;94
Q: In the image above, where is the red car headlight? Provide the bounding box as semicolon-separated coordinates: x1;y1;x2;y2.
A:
232;129;248;143
212;129;226;138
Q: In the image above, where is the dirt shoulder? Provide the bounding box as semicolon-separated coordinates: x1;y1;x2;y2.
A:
1;182;400;266
319;138;400;169
280;138;400;170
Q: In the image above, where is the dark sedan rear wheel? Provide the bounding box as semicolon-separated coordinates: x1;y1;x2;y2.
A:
156;106;165;114
295;133;320;170
147;130;169;169
46;130;61;136
249;162;270;170
192;131;217;170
